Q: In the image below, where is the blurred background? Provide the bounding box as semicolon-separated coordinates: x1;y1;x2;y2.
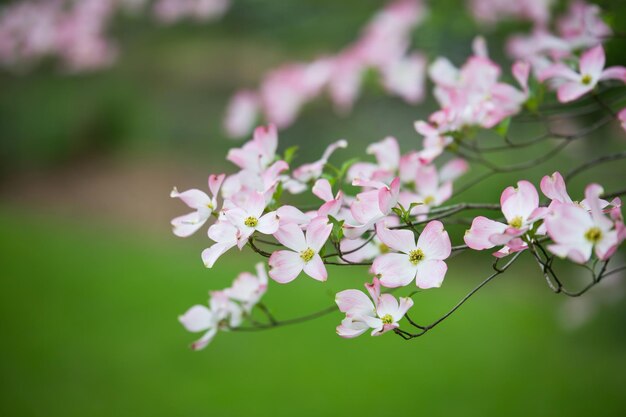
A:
1;1;626;416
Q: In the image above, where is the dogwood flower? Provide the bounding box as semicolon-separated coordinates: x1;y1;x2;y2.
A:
372;220;451;288
224;191;279;248
545;184;620;263
335;277;413;337
269;217;333;283
202;220;239;268
344;177;401;238
224;262;268;313
226;124;278;173
538;45;626;103
464;180;544;257
179;290;242;350
170;173;225;237
312;179;344;219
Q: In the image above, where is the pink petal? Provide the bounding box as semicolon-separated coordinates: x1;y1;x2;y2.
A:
170;187;211;209
336;289;374;314
312;179;334;202
538;63;579;82
585;183;613;231
548;243;591;264
396;297;414;319
268;250;305;283
439;158;469;183
376;293;399;318
416;259;447;289
600;67;626;83
367;137;400;171
351;190;382;225
305;217;332;251
337;317;370;338
464;217;507;250
201;240;237;268
501;180;539;223
378;177;400;214
179;305;213;332
208;174;226;198
512;60;530;92
557;82;593;103
273;223;307;251
303;254;327;281
375;222;416;253
540;171;572;204
171;212;209;237
579;44;605;80
417;220;451;260
253;124;278;161
372;253;417;288
276;205;311;226
256;211;280;234
190;328;218;351
365;277;381;301
595;230;619;260
545;204;593;244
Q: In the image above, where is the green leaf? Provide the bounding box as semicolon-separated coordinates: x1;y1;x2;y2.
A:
283;146;299;164
327;215;345;242
495;117;511;137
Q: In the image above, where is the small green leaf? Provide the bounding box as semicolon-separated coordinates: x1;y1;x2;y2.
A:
495;117;511;137
283;146;299;164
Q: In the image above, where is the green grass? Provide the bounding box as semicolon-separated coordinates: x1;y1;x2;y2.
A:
0;206;625;417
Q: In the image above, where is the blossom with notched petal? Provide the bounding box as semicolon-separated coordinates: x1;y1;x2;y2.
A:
372;220;451;288
464;180;544;257
179;290;242;350
268;217;333;283
170;173;225;237
545;184;620;263
224;191;279;249
538;44;626;103
336;277;413;337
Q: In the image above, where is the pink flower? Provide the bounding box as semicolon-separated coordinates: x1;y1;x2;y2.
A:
545;184;620;263
464;180;543;257
224;191;279;248
223;262;268;313
223;90;259;138
312;179;344;219
202;219;238;268
226;124;278;173
291;139;348;184
372;220;451;288
170;173;225;237
347;136;401;183
268;218;333;283
335;277;413;337
538;45;626;103
345;177;400;238
556;1;611;51
179;290;242;350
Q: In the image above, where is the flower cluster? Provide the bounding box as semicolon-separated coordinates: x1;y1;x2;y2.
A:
0;0;230;72
179;263;267;349
172;0;626;349
223;0;428;137
465;172;624;263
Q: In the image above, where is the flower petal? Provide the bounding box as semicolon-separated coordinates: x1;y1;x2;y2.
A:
268;250;305;283
256;211;280;234
336;289;374;314
579;44;605;80
375;222;416;253
372;253;417;288
273;223;307;251
464;217;508;250
305;217;332;252
179;305;213;332
418;220;451;260
415;259;447;289
303;254;327;281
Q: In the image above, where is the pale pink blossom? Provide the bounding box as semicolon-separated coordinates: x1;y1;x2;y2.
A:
268;218;333;283
468;0;553;25
464;180;544;257
538;45;626;103
312;179;344;219
619;108;626;133
336;277;413;337
347;137;401;183
556;1;611;51
345;177;401;238
382;52;427;103
224;191;279;249
224;263;268;313
179;290;242;350
202;219;239;268
223;90;259;139
545;184;620;263
170;173;225;237
227;124;278;173
372;220;451;288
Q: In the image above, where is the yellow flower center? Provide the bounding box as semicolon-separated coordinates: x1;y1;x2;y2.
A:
408;248;425;265
300;248;315;262
581;74;592;85
423;195;435;205
244;216;258;228
381;314;393;325
509;216;523;229
206;202;214;209
584;227;602;243
378;243;390;254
